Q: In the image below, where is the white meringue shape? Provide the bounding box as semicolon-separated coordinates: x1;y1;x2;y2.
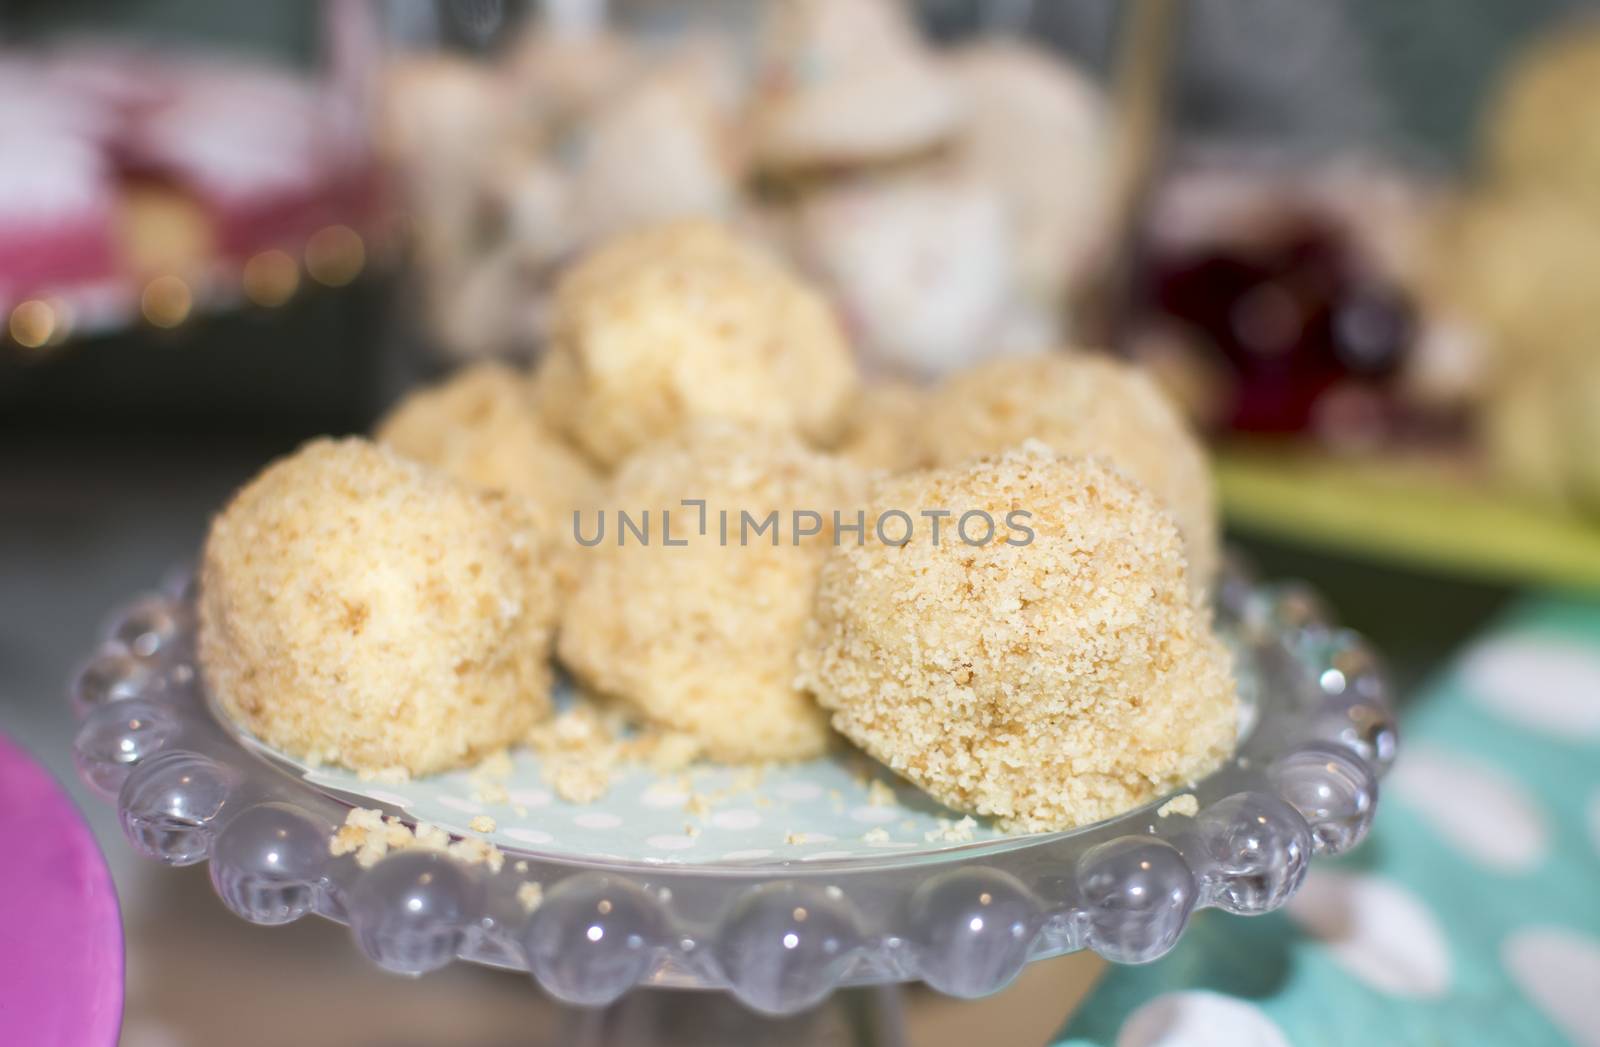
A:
1117;990;1291;1047
1459;635;1600;740
1287;870;1451;998
1387;746;1550;875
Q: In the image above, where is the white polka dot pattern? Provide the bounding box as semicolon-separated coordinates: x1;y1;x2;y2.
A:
1503;927;1600;1047
1460;637;1600;740
1287;871;1451;998
1388;746;1549;874
1117;990;1291;1047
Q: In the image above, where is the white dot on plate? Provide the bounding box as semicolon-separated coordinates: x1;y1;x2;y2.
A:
363;790;410;808
775;781;823;802
1388;745;1549;874
640;784;690;809
1117;990;1290;1047
788;832;835;845
437;795;484;814
646;834;698;851
1460;636;1600;739
502;827;553;845
1287;871;1451;998
710;809;762;831
720;849;773;862
508;789;551;809
1503;927;1600;1047
849;806;899;825
574;811;623;830
800;850;853;862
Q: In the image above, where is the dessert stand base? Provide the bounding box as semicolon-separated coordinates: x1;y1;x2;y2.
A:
75;559;1393;1017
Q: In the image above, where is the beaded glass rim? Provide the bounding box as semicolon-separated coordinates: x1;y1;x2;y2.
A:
71;555;1395;1015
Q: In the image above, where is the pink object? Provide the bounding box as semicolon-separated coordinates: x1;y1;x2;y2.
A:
0;732;123;1047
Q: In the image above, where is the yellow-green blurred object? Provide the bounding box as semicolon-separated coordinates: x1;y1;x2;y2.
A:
1427;20;1600;523
1429;193;1600;361
1216;445;1600;592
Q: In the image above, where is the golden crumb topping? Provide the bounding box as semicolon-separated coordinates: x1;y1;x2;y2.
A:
199;437;558;776
535;220;859;468
798;444;1236;831
925;353;1218;594
558;422;868;761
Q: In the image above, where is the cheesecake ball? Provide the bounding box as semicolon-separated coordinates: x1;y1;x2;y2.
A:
376;363;600;560
557;423;867;761
536;221;859;468
925;354;1218;592
798;445;1237;831
198;438;558;776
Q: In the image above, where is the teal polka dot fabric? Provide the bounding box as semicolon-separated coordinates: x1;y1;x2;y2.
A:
1057;595;1600;1047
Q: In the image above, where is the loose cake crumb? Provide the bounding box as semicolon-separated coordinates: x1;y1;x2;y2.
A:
469;753;514;805
473;781;510;805
475;749;515;780
470;815;497;833
358;766;412;785
550;762;613;804
924;816;977;844
448;836;506;873
866;780;897;807
330;807;503;872
514;860;529;874
1157;794;1198;818
517;881;545;914
414;822;451;851
861;827;891;843
528;704;625;802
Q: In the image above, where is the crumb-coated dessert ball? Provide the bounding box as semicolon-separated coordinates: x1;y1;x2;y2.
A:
798;445;1237;831
375;362;600;562
925;354;1218;593
536;221;859;468
557;423;868;761
835;382;934;474
198;438;558;776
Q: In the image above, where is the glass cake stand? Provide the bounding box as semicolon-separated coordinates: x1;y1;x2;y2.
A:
70;557;1394;1019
